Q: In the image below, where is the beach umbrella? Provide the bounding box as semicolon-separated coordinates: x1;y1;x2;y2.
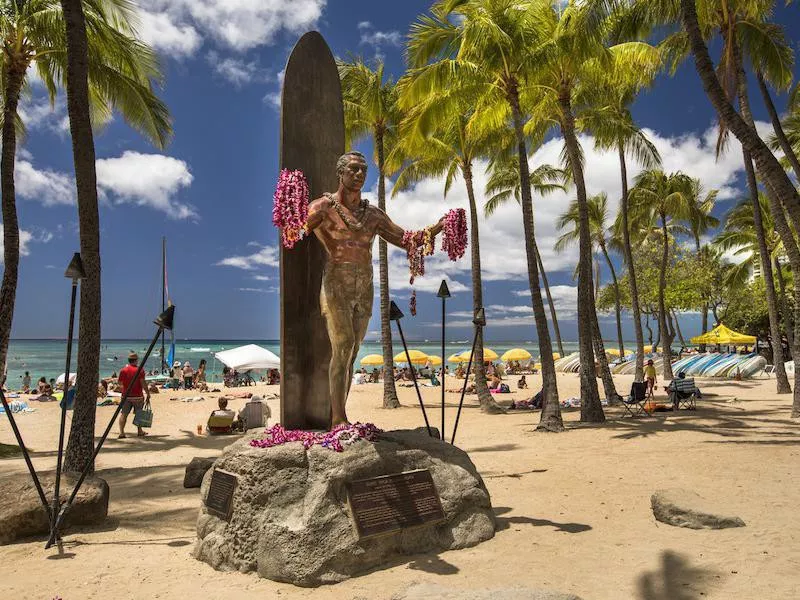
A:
501;348;532;362
552;352;561;360
448;353;469;363
427;355;443;366
360;354;384;366
460;348;498;361
394;349;429;364
56;372;77;385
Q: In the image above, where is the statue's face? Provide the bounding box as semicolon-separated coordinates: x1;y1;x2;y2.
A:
341;157;368;191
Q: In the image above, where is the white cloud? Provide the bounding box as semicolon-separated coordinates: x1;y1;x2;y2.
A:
206;51;268;87
357;22;402;60
446;288;578;328
137;9;202;57
378;121;762;290
238;286;278;293
216;245;279;270
252;274;272;281
0;228;38;264
138;0;326;52
15;158;75;206
18;96;69;135
96;152;196;219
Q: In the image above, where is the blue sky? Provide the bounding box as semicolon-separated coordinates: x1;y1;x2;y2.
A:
3;0;799;342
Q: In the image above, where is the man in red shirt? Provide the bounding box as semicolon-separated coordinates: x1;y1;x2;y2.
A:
118;351;150;438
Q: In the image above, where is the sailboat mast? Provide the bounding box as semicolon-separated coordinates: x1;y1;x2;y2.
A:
161;236;166;373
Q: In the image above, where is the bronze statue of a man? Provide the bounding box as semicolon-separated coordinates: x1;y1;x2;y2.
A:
306;151;444;426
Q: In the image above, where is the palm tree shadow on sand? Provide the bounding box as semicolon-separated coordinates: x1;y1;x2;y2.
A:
638;550;722;600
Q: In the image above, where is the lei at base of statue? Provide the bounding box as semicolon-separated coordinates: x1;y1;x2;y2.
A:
402;208;468;285
273;169;310;249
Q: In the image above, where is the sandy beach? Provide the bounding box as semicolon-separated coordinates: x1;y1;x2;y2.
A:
1;372;799;600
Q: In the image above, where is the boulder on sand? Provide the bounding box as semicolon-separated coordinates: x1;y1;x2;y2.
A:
651;488;745;530
193;428;495;586
184;457;216;488
0;473;109;544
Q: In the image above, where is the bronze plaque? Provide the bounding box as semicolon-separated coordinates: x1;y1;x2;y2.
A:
205;469;237;521
347;469;446;539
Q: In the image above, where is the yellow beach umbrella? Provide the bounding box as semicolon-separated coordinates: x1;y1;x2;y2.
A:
460;348;499;361
360;354;384;366
552;352;561;360
448;353;468;363
501;348;532;362
394;349;429;364
427;355;442;366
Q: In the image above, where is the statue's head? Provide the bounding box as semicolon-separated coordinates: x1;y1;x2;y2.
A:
337;151;368;191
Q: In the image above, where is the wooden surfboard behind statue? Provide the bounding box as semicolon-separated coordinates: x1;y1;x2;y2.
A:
279;32;344;430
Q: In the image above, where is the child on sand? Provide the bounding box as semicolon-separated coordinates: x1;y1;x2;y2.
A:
645;359;657;398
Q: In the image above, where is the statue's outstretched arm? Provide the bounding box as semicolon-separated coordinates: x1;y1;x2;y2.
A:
377;208;445;249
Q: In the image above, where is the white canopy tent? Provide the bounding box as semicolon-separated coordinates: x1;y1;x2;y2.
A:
214;344;280;371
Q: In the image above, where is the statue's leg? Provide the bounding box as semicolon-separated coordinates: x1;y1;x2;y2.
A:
344;263;375;405
321;265;357;427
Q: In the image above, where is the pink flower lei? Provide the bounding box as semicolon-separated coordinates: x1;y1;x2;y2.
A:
442;208;468;261
249;422;382;452
402;228;435;284
273;169;310;249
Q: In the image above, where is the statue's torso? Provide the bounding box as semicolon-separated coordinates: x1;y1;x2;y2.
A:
311;198;380;265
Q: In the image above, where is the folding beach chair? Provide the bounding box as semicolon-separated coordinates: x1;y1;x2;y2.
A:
622;381;648;417
668;377;698;411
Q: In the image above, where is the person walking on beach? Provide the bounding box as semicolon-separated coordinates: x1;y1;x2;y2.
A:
182;361;194;389
644;359;657;398
21;371;31;392
118;352;150;439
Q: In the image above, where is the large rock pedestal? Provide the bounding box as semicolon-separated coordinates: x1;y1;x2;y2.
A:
193;428;495;586
0;473;109;544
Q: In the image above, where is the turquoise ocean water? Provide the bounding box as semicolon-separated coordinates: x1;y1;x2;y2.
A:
2;338;623;386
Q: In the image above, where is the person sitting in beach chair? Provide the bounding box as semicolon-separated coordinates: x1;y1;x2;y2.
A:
665;372;699;411
207;397;237;434
622;381;649;417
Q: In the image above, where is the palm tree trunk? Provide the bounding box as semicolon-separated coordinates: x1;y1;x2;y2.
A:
679;0;800;229
464;163;502;413
376;130;400;409
645;311;653;346
508;84;562;432
744;152;791;393
0;63;25;387
61;0;102;473
756;72;800;182
592;316;619;402
696;239;708;352
534;244;564;357
731;44;792;394
774;257;794;351
600;242;624;355
658;214;674;380
558;90;603;423
672;310;687;348
619;144;644;380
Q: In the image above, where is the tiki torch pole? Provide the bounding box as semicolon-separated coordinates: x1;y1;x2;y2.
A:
437;281;451;441
451;308;485;446
390;301;433;437
46;306;175;550
50;253;86;547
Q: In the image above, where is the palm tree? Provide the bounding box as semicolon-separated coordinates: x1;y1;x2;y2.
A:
390;93;503;413
557;193;624;355
714;193;793;392
757;71;800;182
405;0;565;431
484;154;567;357
338;57;402;409
686;178;719;350
555;192;621;402
629;169;693;380
0;0;171;471
588;92;662;382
